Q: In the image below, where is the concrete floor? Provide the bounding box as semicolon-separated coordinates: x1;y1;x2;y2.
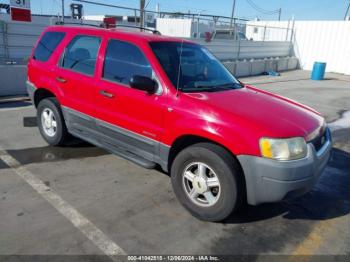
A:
0;70;350;258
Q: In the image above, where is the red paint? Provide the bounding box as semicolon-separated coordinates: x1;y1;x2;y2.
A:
204;32;212;42
11;7;31;22
28;26;324;157
103;17;116;28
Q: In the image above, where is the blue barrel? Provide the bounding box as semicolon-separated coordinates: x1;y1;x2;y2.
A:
311;62;327;80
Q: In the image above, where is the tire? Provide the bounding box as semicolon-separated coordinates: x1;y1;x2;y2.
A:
37;97;69;146
171;143;244;222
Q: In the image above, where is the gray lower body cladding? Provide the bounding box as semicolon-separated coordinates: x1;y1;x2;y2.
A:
61;106;170;171
26;80;170;171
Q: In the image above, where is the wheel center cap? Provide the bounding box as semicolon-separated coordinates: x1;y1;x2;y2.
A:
45;119;51;128
193;176;208;194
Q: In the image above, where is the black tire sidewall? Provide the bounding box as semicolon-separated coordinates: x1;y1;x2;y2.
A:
37;98;66;146
171;143;240;221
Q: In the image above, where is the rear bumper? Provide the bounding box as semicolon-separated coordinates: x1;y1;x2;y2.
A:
238;128;332;205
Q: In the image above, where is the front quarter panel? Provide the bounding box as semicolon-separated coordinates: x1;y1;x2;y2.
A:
163;93;261;156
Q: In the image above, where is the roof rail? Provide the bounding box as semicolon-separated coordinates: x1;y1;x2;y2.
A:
55;21;101;28
109;24;161;35
54;21;161;35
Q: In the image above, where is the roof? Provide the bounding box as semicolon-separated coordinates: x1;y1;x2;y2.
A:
47;25;196;44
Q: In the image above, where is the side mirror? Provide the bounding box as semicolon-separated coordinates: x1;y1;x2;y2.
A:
130;75;157;94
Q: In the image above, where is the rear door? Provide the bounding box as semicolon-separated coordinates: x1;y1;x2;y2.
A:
28;31;66;96
94;38;166;161
54;33;102;136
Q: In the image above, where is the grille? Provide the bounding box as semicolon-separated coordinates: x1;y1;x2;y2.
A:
310;129;327;152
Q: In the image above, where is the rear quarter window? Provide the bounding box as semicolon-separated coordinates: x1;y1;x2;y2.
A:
33;32;66;62
60;35;101;76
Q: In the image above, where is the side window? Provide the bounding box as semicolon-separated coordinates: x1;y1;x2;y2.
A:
61;35;101;76
103;39;152;86
33;32;65;62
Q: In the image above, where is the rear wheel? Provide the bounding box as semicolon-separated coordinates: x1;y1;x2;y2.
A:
37;98;69;146
171;143;243;222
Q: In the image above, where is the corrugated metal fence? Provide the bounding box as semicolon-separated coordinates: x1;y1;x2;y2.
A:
0;15;293;63
246;20;350;75
0;15;101;63
195;39;291;61
0;21;46;62
0;14;296;96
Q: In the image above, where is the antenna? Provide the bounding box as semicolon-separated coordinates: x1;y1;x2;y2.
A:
176;40;184;97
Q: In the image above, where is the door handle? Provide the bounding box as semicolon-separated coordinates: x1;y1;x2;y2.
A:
99;90;114;98
56;76;67;83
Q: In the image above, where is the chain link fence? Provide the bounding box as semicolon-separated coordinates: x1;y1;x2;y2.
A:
0;8;297;96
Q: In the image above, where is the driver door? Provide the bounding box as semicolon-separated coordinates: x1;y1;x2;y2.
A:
94;38;165;161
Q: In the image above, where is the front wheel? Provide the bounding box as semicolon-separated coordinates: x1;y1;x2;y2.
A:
37;98;69;146
171;143;244;222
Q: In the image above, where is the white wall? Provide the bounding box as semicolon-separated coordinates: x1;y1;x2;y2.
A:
156;18;193;37
246;20;350;75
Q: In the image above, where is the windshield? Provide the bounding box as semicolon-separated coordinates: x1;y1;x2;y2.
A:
149;42;242;92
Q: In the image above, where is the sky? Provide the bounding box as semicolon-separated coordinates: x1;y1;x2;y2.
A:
1;0;349;21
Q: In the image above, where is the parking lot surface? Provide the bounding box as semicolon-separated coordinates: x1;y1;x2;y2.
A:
1;70;350;258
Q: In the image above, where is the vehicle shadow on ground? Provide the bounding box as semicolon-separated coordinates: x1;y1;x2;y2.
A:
7;140;109;166
223;148;350;224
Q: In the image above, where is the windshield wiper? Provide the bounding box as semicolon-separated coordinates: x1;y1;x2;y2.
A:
212;82;243;89
181;82;243;93
184;86;215;92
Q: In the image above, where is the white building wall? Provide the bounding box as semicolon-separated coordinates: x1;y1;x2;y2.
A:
246;20;350;75
156;18;193;37
156;18;213;38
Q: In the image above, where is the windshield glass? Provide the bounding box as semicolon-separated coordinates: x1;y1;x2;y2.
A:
149;41;242;92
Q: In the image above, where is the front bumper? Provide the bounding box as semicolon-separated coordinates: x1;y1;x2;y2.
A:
238;128;332;205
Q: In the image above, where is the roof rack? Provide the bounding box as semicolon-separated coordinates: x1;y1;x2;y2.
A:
54;21;161;35
109;24;161;35
55;21;101;28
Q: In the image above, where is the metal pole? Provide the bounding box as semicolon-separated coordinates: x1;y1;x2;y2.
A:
285;19;290;41
196;10;205;39
278;8;281;21
140;0;145;28
134;9;138;26
229;0;237;29
262;25;266;41
197;17;200;38
290;15;295;43
237;37;241;60
344;0;350;20
61;0;65;22
156;3;160;18
233;18;236;40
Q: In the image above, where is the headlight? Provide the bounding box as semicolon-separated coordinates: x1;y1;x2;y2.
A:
259;137;307;160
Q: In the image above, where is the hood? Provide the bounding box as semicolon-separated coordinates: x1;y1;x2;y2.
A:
183;86;325;140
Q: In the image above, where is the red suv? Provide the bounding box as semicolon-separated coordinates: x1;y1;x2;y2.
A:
27;25;332;221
